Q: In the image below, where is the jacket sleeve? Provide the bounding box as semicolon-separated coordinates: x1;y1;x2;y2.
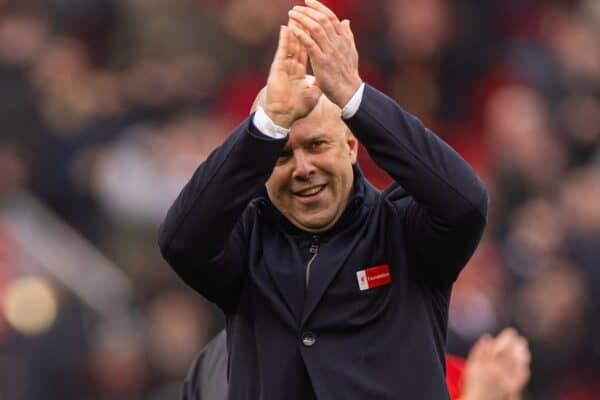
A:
158;116;287;310
344;85;488;286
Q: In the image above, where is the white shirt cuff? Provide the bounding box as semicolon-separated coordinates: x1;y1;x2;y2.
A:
341;83;365;119
252;106;290;139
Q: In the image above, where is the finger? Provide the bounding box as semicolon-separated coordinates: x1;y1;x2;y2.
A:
478;335;495;363
513;338;531;365
269;26;291;78
280;25;291;61
292;5;339;38
296;43;308;76
305;0;339;19
289;9;331;52
273;25;290;65
288;23;324;60
303;83;322;106
305;0;342;29
288;19;306;65
341;19;355;44
340;19;357;55
494;335;530;376
496;327;518;339
467;334;491;362
286;22;300;65
492;328;518;356
289;46;307;78
287;23;309;79
496;339;525;369
289;16;310;35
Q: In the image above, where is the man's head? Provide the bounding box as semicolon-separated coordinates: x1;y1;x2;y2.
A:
254;87;358;232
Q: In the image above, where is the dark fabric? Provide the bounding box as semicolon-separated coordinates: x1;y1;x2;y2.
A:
159;85;488;400
183;331;470;400
182;331;229;400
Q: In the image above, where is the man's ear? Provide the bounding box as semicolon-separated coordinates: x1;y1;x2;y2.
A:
346;130;358;163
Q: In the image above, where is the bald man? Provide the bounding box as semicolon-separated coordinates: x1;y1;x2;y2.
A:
158;1;488;398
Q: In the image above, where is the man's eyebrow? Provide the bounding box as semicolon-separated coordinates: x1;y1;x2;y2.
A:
303;134;329;144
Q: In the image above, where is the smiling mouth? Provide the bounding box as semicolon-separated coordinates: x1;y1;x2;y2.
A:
293;184;327;197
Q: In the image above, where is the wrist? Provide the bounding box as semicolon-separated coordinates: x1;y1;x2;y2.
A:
254;106;290;139
333;76;363;108
264;108;295;129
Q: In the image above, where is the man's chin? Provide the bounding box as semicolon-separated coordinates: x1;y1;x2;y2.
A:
291;212;337;233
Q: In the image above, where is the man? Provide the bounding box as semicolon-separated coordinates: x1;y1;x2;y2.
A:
181;328;531;400
158;0;488;398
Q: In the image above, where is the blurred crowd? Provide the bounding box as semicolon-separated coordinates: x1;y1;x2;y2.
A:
0;0;598;399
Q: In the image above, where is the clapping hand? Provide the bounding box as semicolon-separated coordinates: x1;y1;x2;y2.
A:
288;0;362;108
463;328;531;400
264;23;322;128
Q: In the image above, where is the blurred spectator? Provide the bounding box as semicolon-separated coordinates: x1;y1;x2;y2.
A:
90;114;229;228
87;318;148;399
513;258;591;399
145;290;214;399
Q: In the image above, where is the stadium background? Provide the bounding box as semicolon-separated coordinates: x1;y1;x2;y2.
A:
0;0;598;398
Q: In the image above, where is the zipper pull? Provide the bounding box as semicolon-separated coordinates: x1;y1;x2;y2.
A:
309;235;319;254
306;235;320;287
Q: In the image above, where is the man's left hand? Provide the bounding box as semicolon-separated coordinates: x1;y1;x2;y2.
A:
288;0;362;109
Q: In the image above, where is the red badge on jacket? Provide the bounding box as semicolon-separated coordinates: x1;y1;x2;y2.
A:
356;264;392;290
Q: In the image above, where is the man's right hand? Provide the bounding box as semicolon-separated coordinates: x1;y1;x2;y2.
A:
264;24;322;129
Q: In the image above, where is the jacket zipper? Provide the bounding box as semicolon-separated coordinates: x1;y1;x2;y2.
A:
305;235;320;287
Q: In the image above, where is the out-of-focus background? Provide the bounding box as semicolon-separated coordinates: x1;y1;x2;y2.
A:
0;0;598;398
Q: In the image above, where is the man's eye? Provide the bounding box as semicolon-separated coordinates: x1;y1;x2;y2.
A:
276;152;292;164
310;140;326;150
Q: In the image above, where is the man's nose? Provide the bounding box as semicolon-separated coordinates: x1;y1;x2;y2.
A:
291;152;315;180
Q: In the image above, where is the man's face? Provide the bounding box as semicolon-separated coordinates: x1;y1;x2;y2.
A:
266;98;358;232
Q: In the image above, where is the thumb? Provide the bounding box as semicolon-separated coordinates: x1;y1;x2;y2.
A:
303;83;322;106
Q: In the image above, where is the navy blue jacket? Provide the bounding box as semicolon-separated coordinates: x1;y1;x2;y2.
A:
159;85;488;399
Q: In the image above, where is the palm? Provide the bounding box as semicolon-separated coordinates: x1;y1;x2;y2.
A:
266;25;321;126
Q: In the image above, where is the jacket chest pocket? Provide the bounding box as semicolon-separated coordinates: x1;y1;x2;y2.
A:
314;262;394;327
